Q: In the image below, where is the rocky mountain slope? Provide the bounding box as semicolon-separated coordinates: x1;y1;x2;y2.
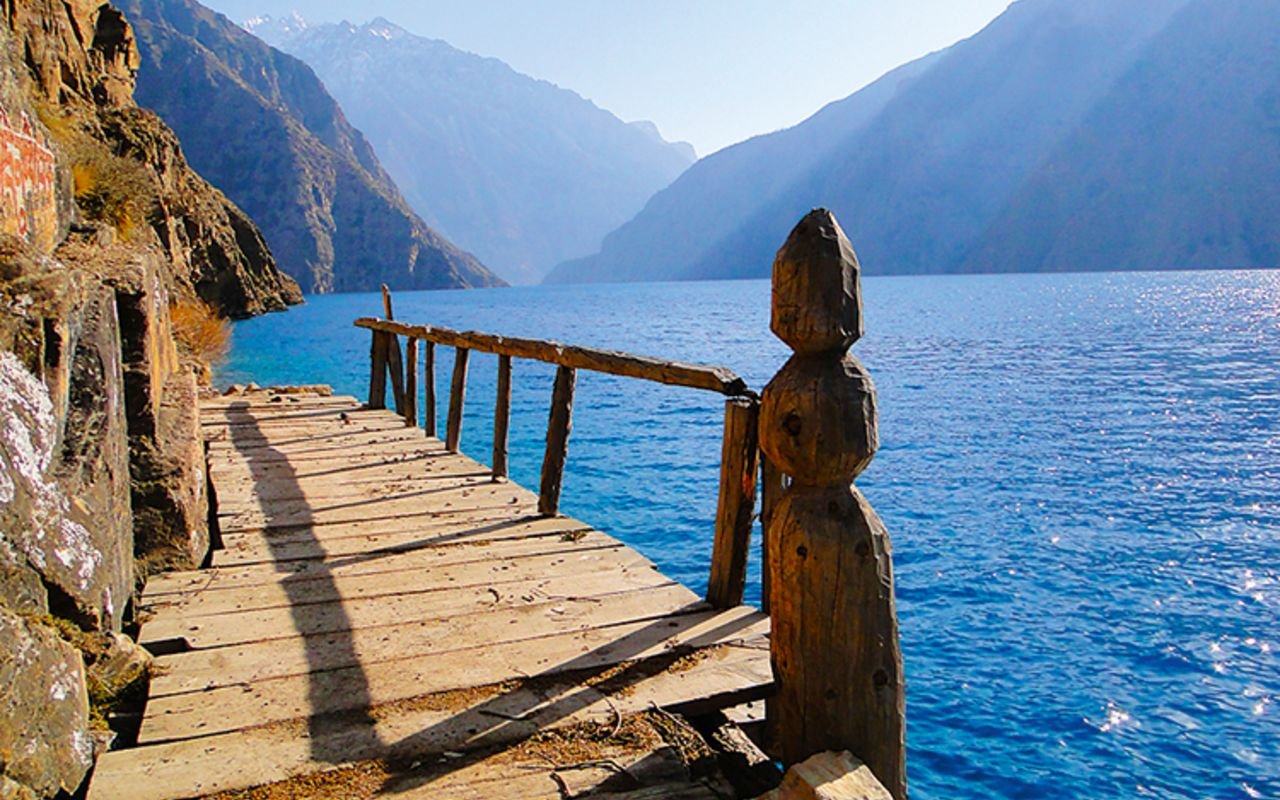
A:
3;0;300;315
120;0;505;293
550;0;1277;283
960;0;1280;272
250;15;695;284
1;1;303;795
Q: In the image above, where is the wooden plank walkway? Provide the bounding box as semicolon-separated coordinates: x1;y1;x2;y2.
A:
89;390;772;799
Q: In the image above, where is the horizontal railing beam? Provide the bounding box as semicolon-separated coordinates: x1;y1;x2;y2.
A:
355;317;748;396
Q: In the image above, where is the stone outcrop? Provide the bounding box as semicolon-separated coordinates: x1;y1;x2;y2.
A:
0;286;132;632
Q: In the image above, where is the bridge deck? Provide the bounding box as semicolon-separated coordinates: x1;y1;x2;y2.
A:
89;390;771;799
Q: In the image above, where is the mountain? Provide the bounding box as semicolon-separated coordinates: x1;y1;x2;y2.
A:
551;0;1279;283
546;51;944;284
961;0;1280;272
119;0;505;293
248;15;695;284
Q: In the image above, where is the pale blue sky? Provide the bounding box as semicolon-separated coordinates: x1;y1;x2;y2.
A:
203;0;1015;156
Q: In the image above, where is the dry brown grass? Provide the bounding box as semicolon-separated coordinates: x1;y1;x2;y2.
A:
171;299;231;367
35;103;153;240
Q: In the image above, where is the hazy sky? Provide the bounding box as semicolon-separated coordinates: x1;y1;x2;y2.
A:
202;1;1015;156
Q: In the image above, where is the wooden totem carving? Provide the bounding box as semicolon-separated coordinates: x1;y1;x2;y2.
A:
760;210;906;800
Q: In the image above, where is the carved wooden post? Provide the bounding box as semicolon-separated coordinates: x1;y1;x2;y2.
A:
493;355;512;480
758;456;786;615
760;210;906;799
538;365;576;516
381;284;406;415
707;395;760;608
424;342;437;438
446;348;470;453
368;330;388;409
404;337;418;427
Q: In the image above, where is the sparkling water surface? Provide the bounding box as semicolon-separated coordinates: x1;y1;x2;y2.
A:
222;271;1280;800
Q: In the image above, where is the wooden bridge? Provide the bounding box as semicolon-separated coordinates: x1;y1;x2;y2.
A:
88;212;905;800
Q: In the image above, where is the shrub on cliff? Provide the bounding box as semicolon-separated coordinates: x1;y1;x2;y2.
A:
170;298;229;379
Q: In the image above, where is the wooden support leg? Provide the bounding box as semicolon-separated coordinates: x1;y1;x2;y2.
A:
368;330;388;410
538;365;576;517
446;348;470;453
387;334;406;416
424;342;437;438
404;338;418;427
707;395;760;609
493;354;512;480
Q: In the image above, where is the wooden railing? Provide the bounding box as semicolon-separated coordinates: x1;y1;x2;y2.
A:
355;291;760;610
354;210;907;799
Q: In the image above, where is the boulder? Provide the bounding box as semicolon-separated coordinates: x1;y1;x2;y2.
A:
0;608;94;798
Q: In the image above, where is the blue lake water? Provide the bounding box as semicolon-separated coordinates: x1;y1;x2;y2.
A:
221;271;1280;800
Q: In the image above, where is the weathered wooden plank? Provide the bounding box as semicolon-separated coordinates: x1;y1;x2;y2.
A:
206;421;417;452
355;318;748;396
404;337;418;427
446;347;470;453
144;545;654;619
363;730;697;800
206;436;442;464
214;482;538;533
538;365;575;517
201;406;366;428
209;446;468;475
146;582;736;706
207;460;491;499
210;470;504;511
492;354;512;480
205;409;408;434
89;639;770;800
707;396;760;609
143;530;628;599
202;393;344;408
210;515;592;568
139;587;727;742
140;575;694;654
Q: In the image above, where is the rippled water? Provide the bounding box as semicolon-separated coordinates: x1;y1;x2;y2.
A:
222;271;1280;800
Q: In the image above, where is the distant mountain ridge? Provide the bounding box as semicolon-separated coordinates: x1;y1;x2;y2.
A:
248;15;695;284
549;0;1278;283
120;0;505;293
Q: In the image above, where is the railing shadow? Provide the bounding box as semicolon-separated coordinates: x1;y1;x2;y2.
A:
226;400;384;763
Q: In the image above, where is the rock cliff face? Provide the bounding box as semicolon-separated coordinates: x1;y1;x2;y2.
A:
0;1;294;795
119;0;506;293
3;0;301;316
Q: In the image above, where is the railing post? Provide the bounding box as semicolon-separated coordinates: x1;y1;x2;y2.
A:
759;210;906;799
493;355;512;480
382;284;406;416
446;348;470;453
707;395;760;608
368;330;388;409
404;338;418;427
424;342;437;438
538;365;576;516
